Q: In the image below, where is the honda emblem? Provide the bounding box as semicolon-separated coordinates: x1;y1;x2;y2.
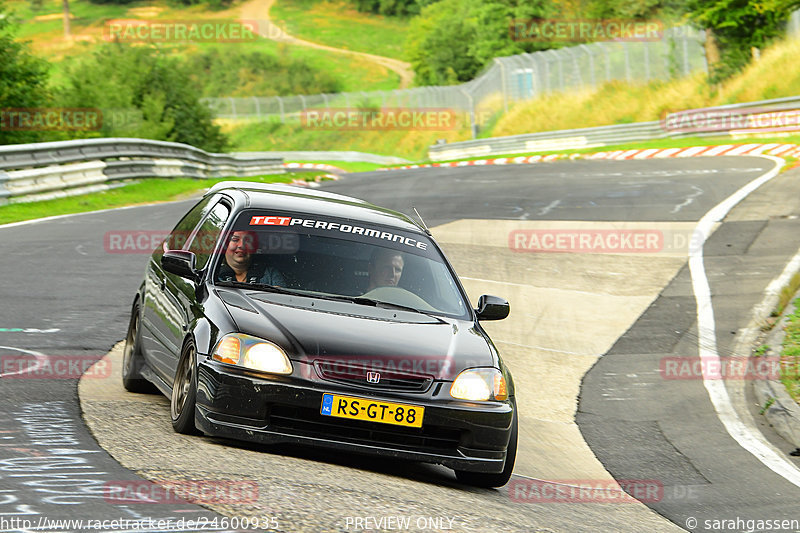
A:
367;371;381;384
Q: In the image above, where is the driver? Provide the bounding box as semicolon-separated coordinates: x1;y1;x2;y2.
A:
218;230;285;286
366;248;404;291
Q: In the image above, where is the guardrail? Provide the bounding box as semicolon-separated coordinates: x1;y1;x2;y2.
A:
428;95;800;161
230;151;409;165
0;138;284;204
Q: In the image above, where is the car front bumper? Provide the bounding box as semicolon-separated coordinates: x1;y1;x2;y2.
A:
195;359;515;473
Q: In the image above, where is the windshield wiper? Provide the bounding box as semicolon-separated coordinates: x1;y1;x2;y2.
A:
216;281;310;297
343;296;443;319
217;282;444;320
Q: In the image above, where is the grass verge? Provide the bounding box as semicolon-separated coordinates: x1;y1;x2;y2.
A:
0;172;328;225
781;296;800;404
270;0;409;60
375;134;800;168
10;0;401;93
285;160;384;172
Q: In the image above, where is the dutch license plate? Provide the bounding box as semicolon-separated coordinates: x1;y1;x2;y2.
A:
320;393;424;428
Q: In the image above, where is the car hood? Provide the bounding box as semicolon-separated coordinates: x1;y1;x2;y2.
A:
216;288;496;381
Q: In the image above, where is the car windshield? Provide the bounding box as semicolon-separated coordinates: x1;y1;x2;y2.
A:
211;210;470;319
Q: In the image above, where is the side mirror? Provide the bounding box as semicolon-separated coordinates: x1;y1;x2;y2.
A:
161;250;201;282
475;295;509;321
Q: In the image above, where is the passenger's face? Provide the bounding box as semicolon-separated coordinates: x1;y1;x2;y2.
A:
225;231;256;269
372;254;404;287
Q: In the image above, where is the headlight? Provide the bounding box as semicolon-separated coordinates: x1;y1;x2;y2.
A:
450;368;508;401
212;334;292;375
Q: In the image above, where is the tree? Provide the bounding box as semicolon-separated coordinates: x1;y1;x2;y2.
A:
0;3;51;145
687;0;797;81
405;0;552;85
57;44;228;152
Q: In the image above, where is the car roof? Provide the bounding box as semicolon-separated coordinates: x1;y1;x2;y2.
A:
205;181;429;234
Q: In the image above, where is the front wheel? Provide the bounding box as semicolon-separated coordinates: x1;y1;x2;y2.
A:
170;341;199;434
454;409;517;488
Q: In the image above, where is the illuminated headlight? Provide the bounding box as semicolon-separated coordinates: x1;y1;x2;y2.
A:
212;334;292;375
450;368;508;401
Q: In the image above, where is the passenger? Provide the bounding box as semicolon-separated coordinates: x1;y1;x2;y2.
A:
218;230;285;286
366;248;404;291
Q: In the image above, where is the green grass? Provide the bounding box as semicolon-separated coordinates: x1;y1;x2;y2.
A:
781;296;800;404
270;0;409;60
372;134;800;167
224;117;470;160
773;272;800;317
8;0;401;93
0;172;328;225
286;160;384;172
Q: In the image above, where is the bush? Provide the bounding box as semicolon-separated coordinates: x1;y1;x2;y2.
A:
183;48;342;97
56;44;228;152
405;0;552;86
0;3;51;145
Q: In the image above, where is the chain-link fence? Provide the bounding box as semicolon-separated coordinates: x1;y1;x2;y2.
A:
790;10;800;36
202;26;707;137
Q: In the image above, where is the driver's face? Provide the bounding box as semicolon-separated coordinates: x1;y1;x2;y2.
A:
372;254;404;287
225;231;256;269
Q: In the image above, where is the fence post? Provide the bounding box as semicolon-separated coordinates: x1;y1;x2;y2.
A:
277;96;285;123
683;31;690;76
252;96;260;118
228;97;236;120
496;58;509;114
460;88;476;139
582;45;596;87
624;42;631;81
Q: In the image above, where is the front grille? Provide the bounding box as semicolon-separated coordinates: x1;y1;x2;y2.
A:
269;405;461;452
315;361;433;393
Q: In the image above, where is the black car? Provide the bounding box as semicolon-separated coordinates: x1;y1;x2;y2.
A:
122;182;516;487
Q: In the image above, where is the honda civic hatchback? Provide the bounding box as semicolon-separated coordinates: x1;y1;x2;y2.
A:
122;181;516;487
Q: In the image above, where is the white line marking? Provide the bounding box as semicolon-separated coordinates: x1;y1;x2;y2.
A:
495;339;600;357
689;155;800;487
0;346;48;378
460;276;610;297
538;200;561;216
671;185;704;214
0;198;199;230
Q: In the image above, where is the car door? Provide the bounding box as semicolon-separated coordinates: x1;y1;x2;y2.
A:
141;195;229;382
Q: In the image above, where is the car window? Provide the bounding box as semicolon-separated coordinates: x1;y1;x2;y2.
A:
187;202;231;270
212;210;469;319
165;195;217;251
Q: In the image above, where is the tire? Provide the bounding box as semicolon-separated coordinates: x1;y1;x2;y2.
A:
170;340;200;434
454;408;518;488
121;305;155;393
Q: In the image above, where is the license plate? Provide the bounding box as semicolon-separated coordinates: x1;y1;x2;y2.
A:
320;393;424;428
